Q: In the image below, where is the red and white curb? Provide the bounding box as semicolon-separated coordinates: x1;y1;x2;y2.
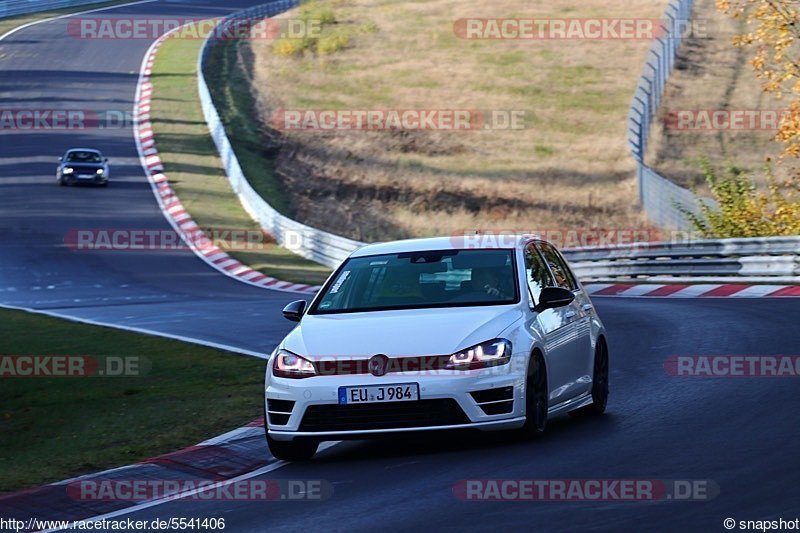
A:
0;418;267;526
1;415;338;530
585;283;800;298
133;27;319;295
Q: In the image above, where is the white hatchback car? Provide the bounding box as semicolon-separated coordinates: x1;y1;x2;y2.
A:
264;235;609;460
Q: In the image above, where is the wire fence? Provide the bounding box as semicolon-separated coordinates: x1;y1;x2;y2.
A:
627;0;716;229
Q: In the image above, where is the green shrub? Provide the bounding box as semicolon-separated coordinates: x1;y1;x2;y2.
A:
317;31;350;54
681;160;800;237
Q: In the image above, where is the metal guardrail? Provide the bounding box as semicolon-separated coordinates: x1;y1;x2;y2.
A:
627;0;718;230
197;0;365;269
0;0;110;19
563;236;800;281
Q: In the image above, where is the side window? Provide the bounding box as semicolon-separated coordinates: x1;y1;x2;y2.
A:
537;242;577;291
524;243;554;304
554;248;579;290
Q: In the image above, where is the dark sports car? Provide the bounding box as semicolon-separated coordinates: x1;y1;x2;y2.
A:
57;148;109;186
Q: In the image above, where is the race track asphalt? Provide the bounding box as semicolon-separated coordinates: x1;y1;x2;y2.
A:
120;296;800;532
0;0;301;355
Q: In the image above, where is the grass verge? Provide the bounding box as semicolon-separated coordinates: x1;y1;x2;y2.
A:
240;0;669;241
148;27;331;286
0;308;265;493
0;0;140;38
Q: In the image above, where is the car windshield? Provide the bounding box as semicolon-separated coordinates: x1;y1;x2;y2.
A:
65;151;102;163
310;249;518;314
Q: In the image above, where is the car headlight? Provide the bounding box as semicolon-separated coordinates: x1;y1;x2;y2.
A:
446;339;512;370
62;168;74;174
96;169;104;175
272;349;316;379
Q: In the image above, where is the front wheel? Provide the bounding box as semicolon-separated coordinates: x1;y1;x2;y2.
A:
266;434;318;461
518;351;548;438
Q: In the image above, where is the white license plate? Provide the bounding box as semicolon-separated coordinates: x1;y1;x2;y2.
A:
77;174;95;179
338;383;419;405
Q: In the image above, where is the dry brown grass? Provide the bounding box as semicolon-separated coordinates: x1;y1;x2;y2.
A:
243;0;670;240
647;0;793;192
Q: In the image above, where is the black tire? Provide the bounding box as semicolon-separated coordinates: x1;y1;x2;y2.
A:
58;179;67;186
519;351;548;438
569;337;609;417
266;434;318;461
262;394;318;461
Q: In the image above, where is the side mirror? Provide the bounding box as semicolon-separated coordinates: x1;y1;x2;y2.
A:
104;157;109;162
533;287;575;313
282;300;307;322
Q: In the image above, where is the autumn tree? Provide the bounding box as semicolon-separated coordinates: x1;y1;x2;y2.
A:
717;0;800;158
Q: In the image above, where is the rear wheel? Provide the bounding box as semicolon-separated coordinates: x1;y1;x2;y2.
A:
569;338;609;417
266;434;318;461
519;351;548;438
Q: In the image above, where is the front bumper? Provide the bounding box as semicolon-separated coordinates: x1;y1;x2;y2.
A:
62;174;107;184
265;365;527;441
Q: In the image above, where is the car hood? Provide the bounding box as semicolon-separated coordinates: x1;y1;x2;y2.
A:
282;305;523;359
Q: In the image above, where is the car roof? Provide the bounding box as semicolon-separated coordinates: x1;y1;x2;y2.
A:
65;148;102;154
350;234;552;257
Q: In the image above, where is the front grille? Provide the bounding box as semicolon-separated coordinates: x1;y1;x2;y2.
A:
299;399;469;432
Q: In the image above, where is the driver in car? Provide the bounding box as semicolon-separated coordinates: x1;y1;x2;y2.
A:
471;267;509;299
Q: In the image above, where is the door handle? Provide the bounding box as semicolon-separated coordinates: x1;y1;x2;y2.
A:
564;310;576;320
581;304;593;312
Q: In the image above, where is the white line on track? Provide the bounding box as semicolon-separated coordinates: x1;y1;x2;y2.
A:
0;0;158;43
0;302;268;358
0;3;270;360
